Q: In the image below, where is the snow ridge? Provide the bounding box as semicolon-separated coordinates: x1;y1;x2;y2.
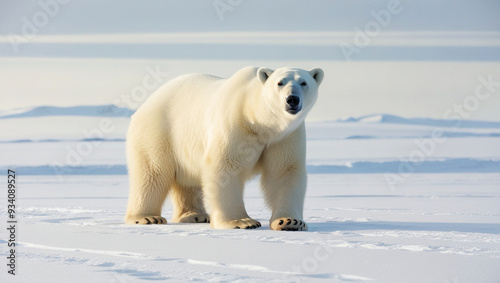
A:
338;113;500;128
0;104;134;119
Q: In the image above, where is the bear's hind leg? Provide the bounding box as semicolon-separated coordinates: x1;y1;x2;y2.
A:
203;171;261;229
171;184;210;223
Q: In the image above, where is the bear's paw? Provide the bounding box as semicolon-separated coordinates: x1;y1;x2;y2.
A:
175;212;211;224
133;216;167;225
216;218;261;229
271;218;308;231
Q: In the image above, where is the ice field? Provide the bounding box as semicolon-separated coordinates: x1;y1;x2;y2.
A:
1;0;500;282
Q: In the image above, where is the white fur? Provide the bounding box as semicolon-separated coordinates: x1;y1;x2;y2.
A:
125;66;323;230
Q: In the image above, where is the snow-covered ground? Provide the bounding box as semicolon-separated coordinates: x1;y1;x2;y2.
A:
1;108;499;282
1;0;500;282
3;173;500;283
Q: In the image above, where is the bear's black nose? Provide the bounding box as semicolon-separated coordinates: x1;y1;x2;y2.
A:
286;95;301;107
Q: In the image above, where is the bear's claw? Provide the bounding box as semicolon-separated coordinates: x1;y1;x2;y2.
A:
271;218;308;231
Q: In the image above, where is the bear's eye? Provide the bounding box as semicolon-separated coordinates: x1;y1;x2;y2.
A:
277;81;283;86
300;82;307;86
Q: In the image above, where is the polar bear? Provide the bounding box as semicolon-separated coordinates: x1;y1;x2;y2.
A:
125;66;323;231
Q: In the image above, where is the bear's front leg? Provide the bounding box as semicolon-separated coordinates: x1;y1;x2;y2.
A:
260;124;308;231
263;169;308;231
202;155;261;230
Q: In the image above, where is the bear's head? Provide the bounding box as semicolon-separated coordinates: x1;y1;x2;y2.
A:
257;67;324;118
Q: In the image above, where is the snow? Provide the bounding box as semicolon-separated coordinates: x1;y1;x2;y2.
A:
1;0;500;282
1;112;499;282
338;113;500;129
0;105;133;119
2;173;499;282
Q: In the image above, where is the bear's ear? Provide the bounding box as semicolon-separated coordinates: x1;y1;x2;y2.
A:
309;68;324;86
257;67;274;85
